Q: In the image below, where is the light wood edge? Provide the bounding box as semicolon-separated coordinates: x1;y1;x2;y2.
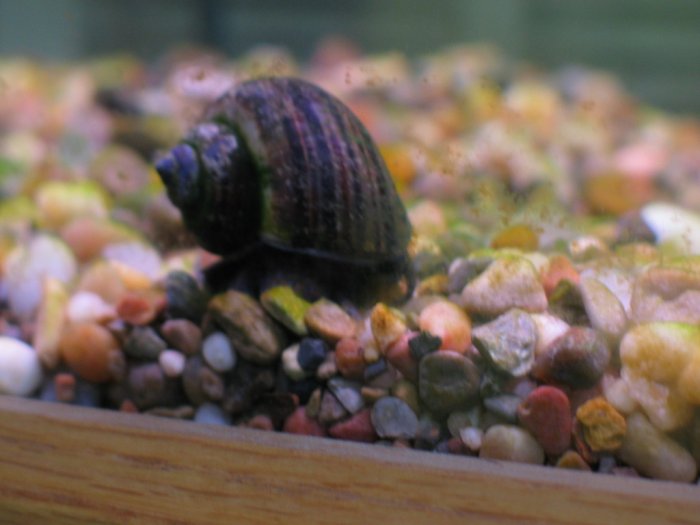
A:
0;396;698;525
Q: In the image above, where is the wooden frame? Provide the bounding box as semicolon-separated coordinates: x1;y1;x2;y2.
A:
0;396;697;524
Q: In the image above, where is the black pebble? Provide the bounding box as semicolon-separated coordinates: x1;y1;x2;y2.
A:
297;338;327;372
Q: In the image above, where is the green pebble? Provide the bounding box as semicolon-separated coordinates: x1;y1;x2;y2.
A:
260;285;310;336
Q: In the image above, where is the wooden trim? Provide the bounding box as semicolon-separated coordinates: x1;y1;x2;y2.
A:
0;396;697;524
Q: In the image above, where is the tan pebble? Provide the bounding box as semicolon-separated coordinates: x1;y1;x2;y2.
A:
677;351;700;404
631;266;700;324
576;397;627;452
59;322;122;383
370;303;407;353
491;224;539;251
77;261;127;305
60;217;140;263
555;450;591;471
601;374;638;415
304;299;356;343
33;277;68;369
479;425;544;465
418;299;471;354
580;277;628;345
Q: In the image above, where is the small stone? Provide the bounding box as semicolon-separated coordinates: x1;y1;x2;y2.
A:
418;299;471;354
631;266;700;324
447;408;481;437
408;331;442;361
617;412;697;482
124;326;167;360
601;374;638;415
127;363;173;410
414;274;449;297
335;337;366;379
580;277;628;346
459;427;484;453
165;270;207;323
621;370;692;432
480;425;545;465
304;299;357;343
483;395;521;423
202;332;236;373
281;344;307;381
370;303;407;353
461;256;548;316
208;290;286;365
54;373;76;403
491;224;539;251
0;337;43;396
305;388;322;419
33;277;68;368
160;318;202;355
116;291;165;325
418;351;480;414
59;322;123;383
556;451;591;471
517;386;572;456
260;285;310;336
530;313;570;358
246;414;274;431
182;356;224;406
532;327;610;389
297;338;327;372
542;255;580;298
318;390;348;425
327;377;364;414
385;332;419;381
194;403;231;425
371;396;419;439
390;379;420;415
641;202;700;254
283;406;327;437
328;408;377;443
472;308;536;377
60;217;141;263
447;257;492;295
66;290;117;324
362;386;388;404
158;350;186;378
576;397;627;452
76;260;127;305
315;351;338;381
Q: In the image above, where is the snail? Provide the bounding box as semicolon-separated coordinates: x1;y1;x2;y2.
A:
155;77;413;303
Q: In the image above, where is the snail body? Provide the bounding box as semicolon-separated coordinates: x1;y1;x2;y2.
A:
156;77;412;302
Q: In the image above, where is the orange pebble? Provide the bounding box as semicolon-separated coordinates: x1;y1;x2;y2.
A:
418;300;471;354
117;291;166;325
59;322;122;383
542;255;580;297
335;337;366;379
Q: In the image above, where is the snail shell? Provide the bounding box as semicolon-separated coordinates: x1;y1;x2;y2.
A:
156;77;412;295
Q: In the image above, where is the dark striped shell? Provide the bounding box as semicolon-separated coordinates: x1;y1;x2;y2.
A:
156;77;411;268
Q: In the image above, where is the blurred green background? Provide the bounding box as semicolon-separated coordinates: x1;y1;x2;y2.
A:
1;0;699;114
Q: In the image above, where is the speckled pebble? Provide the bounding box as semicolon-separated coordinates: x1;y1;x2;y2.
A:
517;386;572;456
158;349;186;378
297;338;328;372
165;270;207;323
160;318;202;356
194;402;231;425
480;425;545;465
202;331;236;373
318;389;348;425
0;337;43;396
283;406;327;437
260;285;310;336
418;350;480;414
371;396;418;439
472;308;536;377
124;326;167;360
576;397;627;452
182;356;224;406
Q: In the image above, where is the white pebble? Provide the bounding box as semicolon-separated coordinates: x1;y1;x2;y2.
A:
202;332;236;372
158;350;186;378
641;202;700;254
530;313;569;358
67;291;117;324
459;427;484;453
103;241;163;280
194;402;231;425
281;343;307;381
0;337;43;396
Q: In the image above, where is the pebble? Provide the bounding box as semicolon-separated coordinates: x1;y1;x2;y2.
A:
327;377;365;414
619;322;698;431
35;180;109;229
318;389;348;425
194;402;231;425
531;327;610;389
631;266;700;324
461;256;548;316
542;254;580;298
160;318;202;355
580;277;628;346
297;338;328;372
447;408;481;436
260;285;310;336
182;356;224;406
59;217;140;263
328;408;377;442
576;397;627;452
208;290;286;365
158;349;186;378
390;379;420;415
127;363;171;410
601;374;638;415
66;290;116;324
305;388;322;419
472;308;536;377
281;344;307;381
483;395;521;423
165;270;207;323
517;386;572;456
116;291;164;325
304;299;357;343
530;314;570;358
556;450;592;471
459;427;484;453
479;425;545;465
5;234;78;320
418;299;471;354
283;406;327;437
418;350;480;414
385;332;419;381
334;337;366;379
202;331;236;373
315;351;338;381
490;224;539;251
370;303;407;353
54;373;76;403
447;257;492;295
617;412;697;482
640;202;700;254
103;241;162;282
124;326;167;360
0;337;43;396
76;260;127;305
59;322;123;383
371;396;419;439
33;278;68;368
